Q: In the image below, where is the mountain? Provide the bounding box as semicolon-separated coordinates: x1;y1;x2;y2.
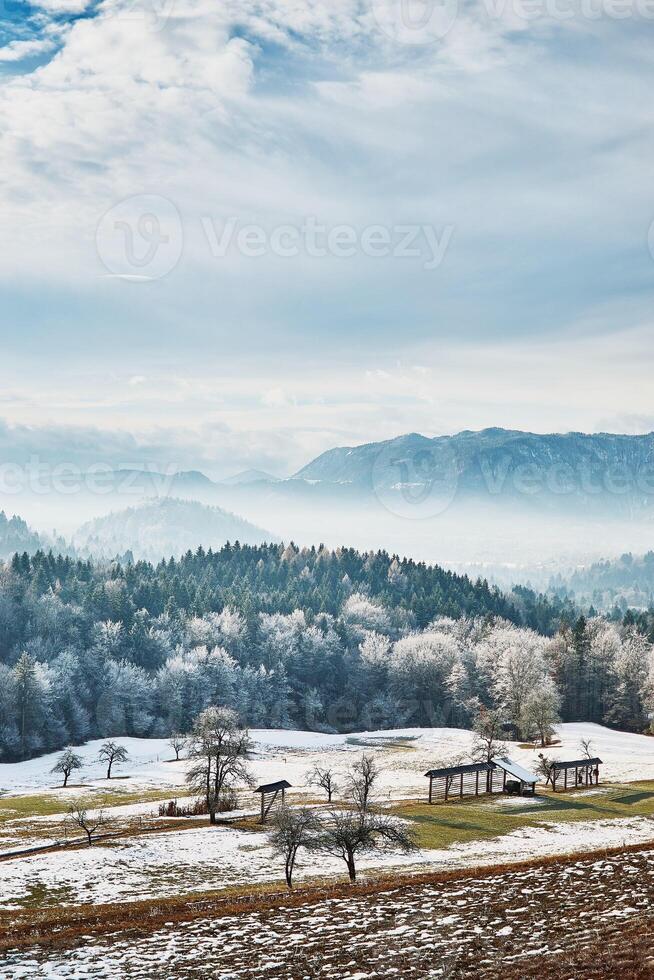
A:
105;469;218;496
72;498;278;561
220;469;280;486
293;429;654;517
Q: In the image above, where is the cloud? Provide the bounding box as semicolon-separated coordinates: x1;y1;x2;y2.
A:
0;0;653;451
0;39;56;63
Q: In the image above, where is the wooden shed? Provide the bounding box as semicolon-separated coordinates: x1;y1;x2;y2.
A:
255;779;292;823
493;757;538;796
426;757;539;803
549;757;602;792
425;762;499;803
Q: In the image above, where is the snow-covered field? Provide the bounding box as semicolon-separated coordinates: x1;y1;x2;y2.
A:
1;814;653;909
2;723;654;913
5;847;654;979
2;722;653;799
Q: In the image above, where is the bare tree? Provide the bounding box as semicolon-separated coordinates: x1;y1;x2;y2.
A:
51;747;83;787
98;740;129;779
307;765;338;803
169;732;187;761
472;708;508;792
67;803;110;846
580;737;595;760
268;806;321;889
316;809;415;882
535;752;558;786
186;706;252;825
472;707;508;763
346;754;381;813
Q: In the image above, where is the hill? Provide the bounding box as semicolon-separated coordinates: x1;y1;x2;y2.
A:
220;469;280;486
0;511;42;559
551;551;654;612
72;498;278;561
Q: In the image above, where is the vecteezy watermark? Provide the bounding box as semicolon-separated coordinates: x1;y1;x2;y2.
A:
96;195;183;281
0;460;181;497
371;0;460;45
201;217;454;271
372;440;460;520
372;441;654;520
108;0;178;31
369;0;654;45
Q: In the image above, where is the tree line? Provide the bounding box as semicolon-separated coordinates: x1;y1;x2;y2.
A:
0;544;652;761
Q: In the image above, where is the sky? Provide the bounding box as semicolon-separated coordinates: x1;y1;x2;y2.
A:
1;0;654;478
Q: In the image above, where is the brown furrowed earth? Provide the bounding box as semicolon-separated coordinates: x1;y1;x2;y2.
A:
3;842;654;978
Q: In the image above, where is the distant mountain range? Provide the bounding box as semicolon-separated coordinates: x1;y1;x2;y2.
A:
293;429;654;516
220;469;280;486
4;428;654;570
72;498;278;561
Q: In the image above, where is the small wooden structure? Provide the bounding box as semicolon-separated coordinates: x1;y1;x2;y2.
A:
425;757;538;804
550;757;602;792
255;779;292;823
425;762;499;804
493;757;538;796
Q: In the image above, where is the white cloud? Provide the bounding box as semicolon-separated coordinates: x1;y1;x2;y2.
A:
1;0;653;450
0;39;56;63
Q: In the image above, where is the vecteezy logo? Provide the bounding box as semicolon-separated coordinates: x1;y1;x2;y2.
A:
371;0;459;46
96;195;183;281
372;438;459;519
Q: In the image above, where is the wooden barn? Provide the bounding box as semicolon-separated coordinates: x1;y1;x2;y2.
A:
425;758;538;803
255;779;292;823
549;757;602;792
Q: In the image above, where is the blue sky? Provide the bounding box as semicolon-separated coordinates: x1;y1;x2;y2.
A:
1;1;654;476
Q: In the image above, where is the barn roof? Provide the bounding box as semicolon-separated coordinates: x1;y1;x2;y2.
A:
493;757;538;784
255;780;292;794
551;758;602;771
425;762;494;778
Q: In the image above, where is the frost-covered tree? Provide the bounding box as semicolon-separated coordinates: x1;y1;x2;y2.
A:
186;706;252;824
521;677;561;747
52;747;84;787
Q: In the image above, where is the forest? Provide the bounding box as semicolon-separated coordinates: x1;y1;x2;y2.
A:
0;543;652;761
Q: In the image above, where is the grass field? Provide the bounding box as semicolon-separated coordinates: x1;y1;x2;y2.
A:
0;788;192;825
394;782;654;849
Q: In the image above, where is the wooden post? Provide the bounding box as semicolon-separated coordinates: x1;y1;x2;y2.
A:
260;793;265;824
564;767;567;790
475;771;479;796
460;772;464;799
502;769;507;793
429;776;433;805
444;777;449;802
